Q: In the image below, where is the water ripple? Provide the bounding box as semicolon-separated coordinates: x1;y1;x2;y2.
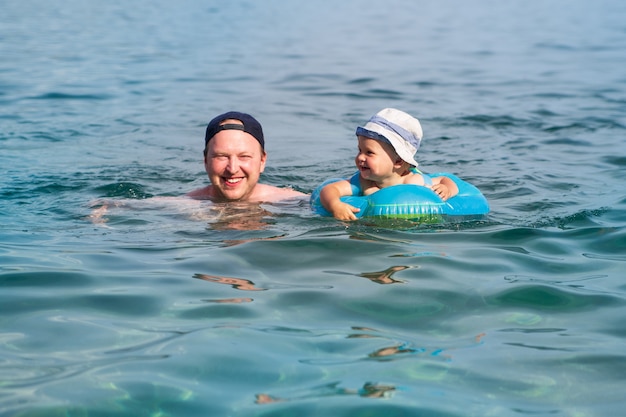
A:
28;92;113;100
486;283;621;311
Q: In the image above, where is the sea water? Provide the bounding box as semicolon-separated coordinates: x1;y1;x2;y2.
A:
1;1;626;416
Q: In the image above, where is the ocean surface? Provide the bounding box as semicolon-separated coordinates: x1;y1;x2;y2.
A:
2;1;626;416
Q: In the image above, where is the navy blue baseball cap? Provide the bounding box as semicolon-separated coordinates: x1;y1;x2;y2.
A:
204;111;265;150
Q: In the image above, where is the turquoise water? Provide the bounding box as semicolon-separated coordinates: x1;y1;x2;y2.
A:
2;1;626;416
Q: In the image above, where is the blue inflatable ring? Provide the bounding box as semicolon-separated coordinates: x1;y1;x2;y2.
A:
310;172;489;220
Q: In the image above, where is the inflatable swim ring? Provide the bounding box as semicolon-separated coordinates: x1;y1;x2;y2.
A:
310;172;489;220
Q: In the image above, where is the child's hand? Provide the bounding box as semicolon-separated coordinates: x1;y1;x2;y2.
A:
431;183;452;201
330;202;360;221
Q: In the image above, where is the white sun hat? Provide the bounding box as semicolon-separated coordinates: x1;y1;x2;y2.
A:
355;108;423;167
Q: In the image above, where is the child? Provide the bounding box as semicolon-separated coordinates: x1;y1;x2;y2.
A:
320;108;459;221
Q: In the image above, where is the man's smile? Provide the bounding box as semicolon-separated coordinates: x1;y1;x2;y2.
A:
224;177;244;185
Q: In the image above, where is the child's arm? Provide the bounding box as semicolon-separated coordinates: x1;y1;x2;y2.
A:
431;176;459;201
319;180;361;221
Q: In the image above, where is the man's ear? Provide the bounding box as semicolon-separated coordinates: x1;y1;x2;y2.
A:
259;151;267;173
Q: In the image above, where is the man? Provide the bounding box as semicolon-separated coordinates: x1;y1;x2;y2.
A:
187;111;306;202
89;111;303;225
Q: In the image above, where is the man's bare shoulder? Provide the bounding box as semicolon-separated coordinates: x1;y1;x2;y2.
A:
251;184;307;203
186;184;306;203
186;186;214;199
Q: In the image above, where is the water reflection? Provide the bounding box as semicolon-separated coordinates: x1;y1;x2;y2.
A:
368;343;427;360
326;265;409;285
358;265;408;285
193;273;266;291
86;197;277;232
255;381;397;404
350;327;485;363
203;298;254;304
208;203;274;231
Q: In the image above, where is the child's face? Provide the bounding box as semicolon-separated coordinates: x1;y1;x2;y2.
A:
355;136;399;182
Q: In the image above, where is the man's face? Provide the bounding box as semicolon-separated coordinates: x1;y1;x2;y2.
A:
204;121;267;202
